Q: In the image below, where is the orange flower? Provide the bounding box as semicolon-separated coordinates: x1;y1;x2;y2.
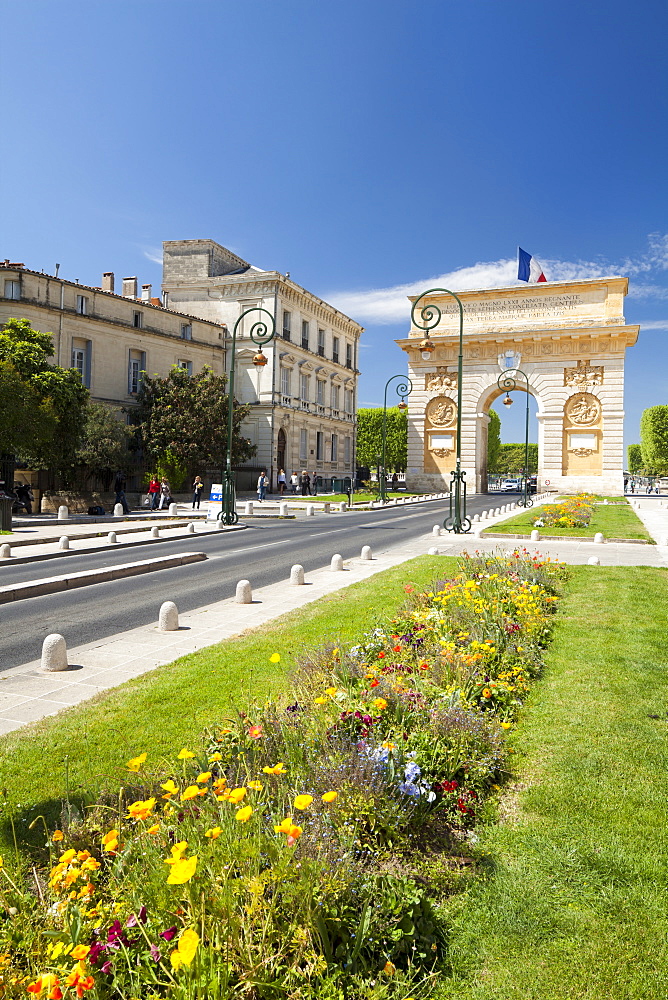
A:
52;830;64;843
294;794;313;810
393;645;402;652
248;724;263;739
370;678;379;688
126;752;147;772
235;805;253;822
262;762;287;775
180;785;205;802
227;787;247;804
166;855;198;885
372;697;388;711
177;748;195;759
196;771;211;784
161;779;179;799
101;830;119;853
322;791;338;803
126;797;156;821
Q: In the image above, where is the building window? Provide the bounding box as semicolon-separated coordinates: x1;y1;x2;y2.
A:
281;367;291;396
300;373;309;400
178;359;193;375
345;342;353;369
317;328;325;356
76;294;88;315
128;350;146;394
133;311;143;329
316;380;325;405
345;388;353;413
4;279;20;300
299;428;308;462
331;384;340;410
316;431;324;461
332;336;339;364
181;324;192;340
282;310;291;340
301;320;309;351
71;339;92;388
344;436;351;464
331;433;338;462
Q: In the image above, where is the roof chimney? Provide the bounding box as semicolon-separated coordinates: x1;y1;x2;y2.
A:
102;271;115;292
122;276;138;298
141;283;152;301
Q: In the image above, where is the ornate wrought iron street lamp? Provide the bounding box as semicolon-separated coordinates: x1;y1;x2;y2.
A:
496;359;533;509
411;288;471;533
378;374;413;504
219;307;276;525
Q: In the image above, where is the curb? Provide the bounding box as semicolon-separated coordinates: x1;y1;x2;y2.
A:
0;552;207;604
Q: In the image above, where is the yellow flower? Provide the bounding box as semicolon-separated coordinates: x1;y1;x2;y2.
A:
101;830;119;853
383;959;396;975
52;830;64;842
146;824;160;835
208;752;222;762
325;686;338;697
274;817;302;843
372;697;388;711
314;696;327;704
171;928;199;969
274;817;293;834
235;805;253;822
166;855;198;884
196;772;211;784
205;827;222;839
247;780;263;791
482;688;492;699
322;791;338;803
126;797;156;821
177;748;195;759
126;752;147;772
294;794;313;811
227;787;247;804
262;762;288;775
164;842;188;865
269;652;281;663
180;785;204;802
161;779;179;799
70;944;90;960
501;721;512;729
212;777;227;791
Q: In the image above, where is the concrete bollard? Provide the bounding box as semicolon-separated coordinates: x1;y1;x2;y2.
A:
151;526;160;538
330;553;344;571
494;507;500;516
279;502;288;516
322;502;330;513
107;531;118;544
158;600;179;631
0;543;11;558
530;529;540;542
428;546;439;555
59;535;69;550
594;532;604;544
473;513;480;522
360;545;372;560
306;504;315;516
432;525;441;536
339;501;347;512
245;501;254;516
58;505;69;520
41;633;68;672
113;503;123;517
235;579;252;604
587;556;600;565
187;522;195;533
168;503;178;516
289;564;305;585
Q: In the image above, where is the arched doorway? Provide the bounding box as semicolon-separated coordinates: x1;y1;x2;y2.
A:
277;428;287;480
477;382;540;495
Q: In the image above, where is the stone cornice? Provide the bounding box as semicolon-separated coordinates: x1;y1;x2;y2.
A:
397;324;640;353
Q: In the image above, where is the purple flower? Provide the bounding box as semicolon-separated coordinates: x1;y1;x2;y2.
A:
100;961;113;975
150;943;161;962
160;926;178;942
88;942;106;965
126;913;138;928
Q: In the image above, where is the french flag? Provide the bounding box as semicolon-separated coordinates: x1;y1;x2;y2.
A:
518;247;547;283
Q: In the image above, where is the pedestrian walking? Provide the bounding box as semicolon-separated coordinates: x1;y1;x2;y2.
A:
114;470;130;515
391;472;398;492
158;477;172;509
14;482;34;515
148;475;161;510
277;469;287;495
257;470;268;502
310;472;318;496
192;475;204;509
290;471;299;495
300;470;310;496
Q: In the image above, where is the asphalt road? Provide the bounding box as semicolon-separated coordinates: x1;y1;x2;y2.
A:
0;495;504;670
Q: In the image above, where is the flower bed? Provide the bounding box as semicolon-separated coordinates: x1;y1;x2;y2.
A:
1;550;566;1000
534;492;595;530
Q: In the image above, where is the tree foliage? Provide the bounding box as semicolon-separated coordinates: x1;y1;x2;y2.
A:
0;318;88;470
491;443;538;476
72;402;131;484
627;444;643;474
356;408;408;470
137;366;256;478
640;405;668;475
487;408;502;472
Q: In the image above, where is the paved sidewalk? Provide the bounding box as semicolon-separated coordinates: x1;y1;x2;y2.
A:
1;496;666;737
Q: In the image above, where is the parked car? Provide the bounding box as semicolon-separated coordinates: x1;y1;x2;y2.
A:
500;479;521;491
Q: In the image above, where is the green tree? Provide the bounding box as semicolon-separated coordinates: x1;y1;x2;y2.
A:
0;318;88;471
640;405;668;475
627;444;643;474
494;443;538;476
356;408;407;470
71;402;131;486
487;408;502;472
137;366;255;481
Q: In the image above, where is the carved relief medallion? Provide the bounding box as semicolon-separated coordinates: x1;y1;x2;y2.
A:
426;396;457;427
564;359;604;388
425;367;458;392
565;393;601;425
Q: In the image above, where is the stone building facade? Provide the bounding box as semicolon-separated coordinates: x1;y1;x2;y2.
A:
397;277;639;496
0;262;227;416
162;239;363;490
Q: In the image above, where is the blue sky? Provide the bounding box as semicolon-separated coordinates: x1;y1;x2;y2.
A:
2;0;666;449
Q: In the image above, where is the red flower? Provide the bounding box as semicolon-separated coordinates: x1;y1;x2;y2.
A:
377;652;386;659
370;678;379;688
393;645;402;653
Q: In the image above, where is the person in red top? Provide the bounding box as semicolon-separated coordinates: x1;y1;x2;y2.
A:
148;475;161;510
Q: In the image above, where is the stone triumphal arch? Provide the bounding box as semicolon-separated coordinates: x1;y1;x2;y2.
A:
396;277;639;496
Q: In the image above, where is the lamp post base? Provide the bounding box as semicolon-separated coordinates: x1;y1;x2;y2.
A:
443;468;471;533
218;473;239;525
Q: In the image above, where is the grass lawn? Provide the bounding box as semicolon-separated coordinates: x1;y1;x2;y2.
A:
483;498;653;541
435;564;668;1000
0;555;453;860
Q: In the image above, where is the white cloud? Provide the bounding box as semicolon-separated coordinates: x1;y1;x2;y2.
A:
636;319;668;331
325;234;668;325
142;247;163;265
